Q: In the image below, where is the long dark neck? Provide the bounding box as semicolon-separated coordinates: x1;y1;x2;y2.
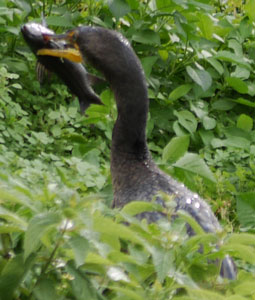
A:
110;72;149;161
80;27;150;160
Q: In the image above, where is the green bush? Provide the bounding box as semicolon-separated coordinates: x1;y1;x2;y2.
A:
1;0;255;299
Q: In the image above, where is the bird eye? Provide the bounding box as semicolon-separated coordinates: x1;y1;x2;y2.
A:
69;30;78;43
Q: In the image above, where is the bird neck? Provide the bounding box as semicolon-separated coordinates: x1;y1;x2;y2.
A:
110;75;149;161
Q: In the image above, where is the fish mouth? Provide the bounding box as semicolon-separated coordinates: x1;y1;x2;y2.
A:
37;29;82;63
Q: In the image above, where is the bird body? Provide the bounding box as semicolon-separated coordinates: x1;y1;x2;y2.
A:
37;26;236;279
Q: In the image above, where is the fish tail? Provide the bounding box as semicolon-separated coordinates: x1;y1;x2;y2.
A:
220;255;236;279
79;94;103;114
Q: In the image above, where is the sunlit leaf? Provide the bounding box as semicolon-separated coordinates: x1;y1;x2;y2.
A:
108;0;131;18
121;201;162;216
132;30;161;45
226;77;248;94
151;247;174;283
33;279;58;300
162;135;190;163
0;254;34;300
186;66;212;91
174;110;197;133
215;51;251;70
237;192;255;228
141;56;158;77
24;212;62;259
168;84;192;102
237;114;253;131
69;236;90;268
244;0;255;21
174;153;216;183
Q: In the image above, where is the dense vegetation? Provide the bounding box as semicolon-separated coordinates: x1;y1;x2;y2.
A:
1;0;255;298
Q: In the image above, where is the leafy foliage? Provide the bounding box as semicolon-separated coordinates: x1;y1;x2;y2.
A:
1;0;255;299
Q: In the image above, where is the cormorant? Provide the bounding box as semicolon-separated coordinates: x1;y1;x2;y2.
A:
37;26;236;279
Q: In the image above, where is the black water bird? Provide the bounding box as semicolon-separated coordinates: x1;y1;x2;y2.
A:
21;23;102;112
38;26;236;279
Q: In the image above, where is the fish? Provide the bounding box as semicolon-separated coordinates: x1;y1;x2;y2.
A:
21;23;103;113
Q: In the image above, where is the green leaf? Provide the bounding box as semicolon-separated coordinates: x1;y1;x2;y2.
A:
215;51;251;70
227;296;250;300
174;153;216;183
132;30;161;45
197;13;213;39
233;280;255;297
51;125;61;137
0;206;27;229
211;99;236;111
245;0;255;21
186;66;212;91
33;279;58;300
174;110;197;133
199;129;214;146
226;77;248;94
0;254;34;300
66;261;99;300
202;116;216;130
0;225;23;233
211;136;250;150
156;0;175;10
221;243;255;264
231;66;250;80
187;288;226;300
140;56;158;77
109;286;145;300
226;233;255;246
32;132;52;145
121;201;162;217
185;233;218;251
67;133;87;144
151;247;174;283
168;84;192;102
126;0;139;9
173;121;188;136
85;252;112;265
44;15;73;27
48;111;60;120
206;58;224;75
68;236;90;268
108;250;137;264
237;114;253;131
11;83;22;89
177;210;205;235
234;97;255;107
158;49;168;61
228;39;243;56
24;212;62;259
162;135;190;163
237;192;255;228
93;214;142;244
108;0;131;18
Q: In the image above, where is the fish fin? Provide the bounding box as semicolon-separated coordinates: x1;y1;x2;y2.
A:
36;61;51;85
87;73;105;86
41;12;47;27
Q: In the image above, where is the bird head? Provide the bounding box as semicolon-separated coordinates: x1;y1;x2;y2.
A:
37;26;142;81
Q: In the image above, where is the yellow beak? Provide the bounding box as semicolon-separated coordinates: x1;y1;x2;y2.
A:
37;48;82;63
36;30;82;63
